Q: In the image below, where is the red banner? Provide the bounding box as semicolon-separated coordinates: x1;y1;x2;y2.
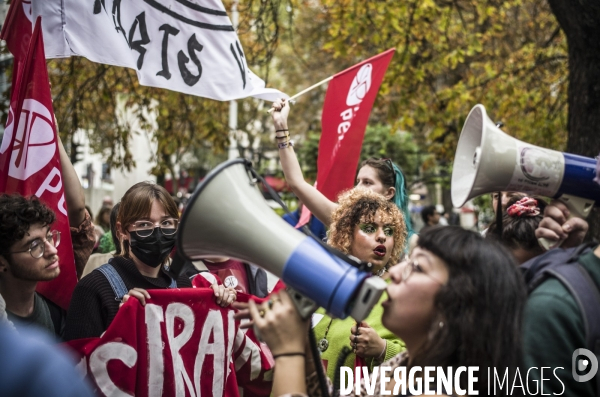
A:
0;0;33;62
0;18;77;309
317;49;395;201
67;288;274;397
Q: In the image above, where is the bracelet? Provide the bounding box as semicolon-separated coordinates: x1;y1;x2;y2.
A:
278;140;294;149
275;132;290;140
275;129;289;133
273;352;305;359
377;340;387;361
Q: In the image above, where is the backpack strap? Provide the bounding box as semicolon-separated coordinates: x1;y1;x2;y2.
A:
97;263;178;300
97;263;129;301
546;262;600;394
547;263;600;352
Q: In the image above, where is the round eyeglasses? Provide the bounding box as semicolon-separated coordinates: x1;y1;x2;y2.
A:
10;230;61;259
130;219;179;238
400;258;444;285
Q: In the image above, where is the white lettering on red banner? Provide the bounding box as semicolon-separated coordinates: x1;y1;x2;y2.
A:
67;289;274;397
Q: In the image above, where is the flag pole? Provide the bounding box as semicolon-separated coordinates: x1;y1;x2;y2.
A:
267;75;333;113
288;75;334;102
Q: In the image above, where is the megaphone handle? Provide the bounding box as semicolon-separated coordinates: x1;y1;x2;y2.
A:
253;287;318;343
286;287;319;319
538;194;595;250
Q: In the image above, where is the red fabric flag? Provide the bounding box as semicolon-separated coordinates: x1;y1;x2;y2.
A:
297;49;395;227
0;0;33;62
0;18;77;310
66;289;274;397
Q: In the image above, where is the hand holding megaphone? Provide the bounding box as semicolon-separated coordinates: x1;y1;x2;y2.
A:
451;104;600;250
535;200;590;249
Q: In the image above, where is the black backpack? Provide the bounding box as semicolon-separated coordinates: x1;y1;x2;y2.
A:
521;242;600;395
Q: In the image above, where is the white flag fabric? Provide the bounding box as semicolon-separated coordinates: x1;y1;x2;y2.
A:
32;0;288;101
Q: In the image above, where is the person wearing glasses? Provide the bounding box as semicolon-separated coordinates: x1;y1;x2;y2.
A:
64;182;237;340
0;195;66;336
270;99;416;253
238;226;525;396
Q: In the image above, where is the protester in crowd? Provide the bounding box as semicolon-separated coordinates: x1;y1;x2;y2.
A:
522;199;598;396
102;195;114;209
0;195;65;336
82;203;120;278
282;200;328;242
93;205;111;235
90;206;111;253
481;191;527;237
239;226;525;396
491;191;524;214
95;206;111;232
238;189;407;383
419;205;441;233
0;138;94;336
0;323;95;397
436;205;449;226
64;182;237;340
270;99;415;250
486;195;547;264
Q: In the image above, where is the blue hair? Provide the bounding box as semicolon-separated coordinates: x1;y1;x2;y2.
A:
390;162;415;241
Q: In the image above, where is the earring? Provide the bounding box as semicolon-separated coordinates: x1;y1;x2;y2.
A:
439;321;444;329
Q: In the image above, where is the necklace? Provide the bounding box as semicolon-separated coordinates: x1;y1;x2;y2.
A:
318;318;334;352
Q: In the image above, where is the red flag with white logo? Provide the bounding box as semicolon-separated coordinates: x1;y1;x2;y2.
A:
0;17;77;309
317;48;395;201
296;49;395;227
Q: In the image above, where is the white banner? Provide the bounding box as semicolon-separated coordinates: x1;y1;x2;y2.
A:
32;0;288;101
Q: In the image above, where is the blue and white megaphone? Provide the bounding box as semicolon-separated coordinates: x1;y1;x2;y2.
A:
452;104;600;247
176;159;386;321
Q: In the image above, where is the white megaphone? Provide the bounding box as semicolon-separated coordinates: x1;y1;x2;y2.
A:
452;104;600;247
176;159;386;321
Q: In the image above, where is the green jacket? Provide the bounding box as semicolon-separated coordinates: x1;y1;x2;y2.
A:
523;248;600;396
313;278;404;382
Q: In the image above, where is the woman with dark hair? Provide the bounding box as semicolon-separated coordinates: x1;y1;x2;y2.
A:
486;195;547;264
95;206;111;232
242;226;526;396
64;182;236;340
270;99;415;250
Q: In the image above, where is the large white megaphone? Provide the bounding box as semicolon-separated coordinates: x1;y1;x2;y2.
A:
176;159;386;321
452;105;600;224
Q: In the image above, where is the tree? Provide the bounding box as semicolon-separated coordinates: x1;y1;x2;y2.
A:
296;124;423;182
546;0;600;239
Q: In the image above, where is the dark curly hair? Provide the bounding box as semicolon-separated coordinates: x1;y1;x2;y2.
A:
407;226;526;395
329;189;406;268
0;194;56;255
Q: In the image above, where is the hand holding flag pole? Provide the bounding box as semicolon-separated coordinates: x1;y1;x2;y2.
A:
267;75;334;114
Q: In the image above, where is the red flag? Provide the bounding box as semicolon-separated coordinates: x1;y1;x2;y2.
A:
297;49;395;227
0;0;33;62
0;18;77;310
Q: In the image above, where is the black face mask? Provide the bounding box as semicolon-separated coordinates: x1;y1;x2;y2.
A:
128;227;176;268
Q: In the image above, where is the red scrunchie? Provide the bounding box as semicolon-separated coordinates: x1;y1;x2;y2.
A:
507;197;540;217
